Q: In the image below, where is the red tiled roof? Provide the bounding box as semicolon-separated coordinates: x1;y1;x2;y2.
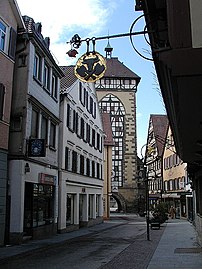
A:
151;114;169;157
102;113;114;146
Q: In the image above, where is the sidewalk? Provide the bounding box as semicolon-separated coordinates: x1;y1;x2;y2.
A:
147;218;202;269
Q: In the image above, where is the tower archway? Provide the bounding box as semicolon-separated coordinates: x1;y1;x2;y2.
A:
110;192;127;213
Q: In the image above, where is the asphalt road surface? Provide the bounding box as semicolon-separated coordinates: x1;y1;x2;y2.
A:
0;215;163;269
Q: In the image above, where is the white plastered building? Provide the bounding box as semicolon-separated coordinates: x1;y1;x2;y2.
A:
58;66;104;232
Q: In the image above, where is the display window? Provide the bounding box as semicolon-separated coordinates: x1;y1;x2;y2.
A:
24;182;54;232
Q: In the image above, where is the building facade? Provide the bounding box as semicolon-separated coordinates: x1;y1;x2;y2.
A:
95;50;141;213
58;66;104;232
163;126;190;219
139;0;202;245
8;15;64;244
145;115;168;205
0;0;25;246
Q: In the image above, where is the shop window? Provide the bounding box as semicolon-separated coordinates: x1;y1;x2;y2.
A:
24;183;54;230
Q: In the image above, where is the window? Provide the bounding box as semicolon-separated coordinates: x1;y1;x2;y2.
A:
41;115;48;142
86;124;91;144
32;183;54;227
67;104;74;131
43;64;50;91
33;53;42;81
0;83;5;120
52;74;58;99
93;102;97;118
72;151;77;173
73;111;78;133
65;148;72;171
50;122;56;148
92;129;95;148
86;158;90;176
90;97;93;114
80;118;85;139
85;91;88;110
0;21;6;52
92;161;95;178
31;109;39;138
97;133;100;150
97;163;100;179
79;82;85;105
80;155;84;175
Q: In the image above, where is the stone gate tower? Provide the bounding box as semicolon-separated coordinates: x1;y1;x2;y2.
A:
95;43;141;212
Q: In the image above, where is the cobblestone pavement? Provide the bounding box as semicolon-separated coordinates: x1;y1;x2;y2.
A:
100;226;165;269
0;215;165;269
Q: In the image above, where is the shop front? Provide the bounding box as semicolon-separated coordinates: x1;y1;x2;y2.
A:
24;173;57;239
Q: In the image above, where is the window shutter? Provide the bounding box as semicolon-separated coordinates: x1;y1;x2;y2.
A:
8;27;17;60
0;83;5;119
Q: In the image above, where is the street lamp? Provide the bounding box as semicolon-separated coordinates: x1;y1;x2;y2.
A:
138;144;156;241
137;165;150;241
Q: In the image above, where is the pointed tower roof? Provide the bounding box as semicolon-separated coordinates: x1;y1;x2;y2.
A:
105;40;113;58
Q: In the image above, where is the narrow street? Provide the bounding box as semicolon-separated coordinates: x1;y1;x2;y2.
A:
0;214;164;269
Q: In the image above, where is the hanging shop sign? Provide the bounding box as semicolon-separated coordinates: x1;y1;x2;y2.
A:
28;139;46;157
74;51;106;82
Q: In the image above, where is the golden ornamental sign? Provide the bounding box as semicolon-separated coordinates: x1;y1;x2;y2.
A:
74;51;107;82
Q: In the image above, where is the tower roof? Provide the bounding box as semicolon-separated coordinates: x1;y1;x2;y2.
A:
60;57;141;89
104;57;141;84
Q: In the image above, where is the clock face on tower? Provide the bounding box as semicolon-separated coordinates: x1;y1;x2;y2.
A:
28;139;46;157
